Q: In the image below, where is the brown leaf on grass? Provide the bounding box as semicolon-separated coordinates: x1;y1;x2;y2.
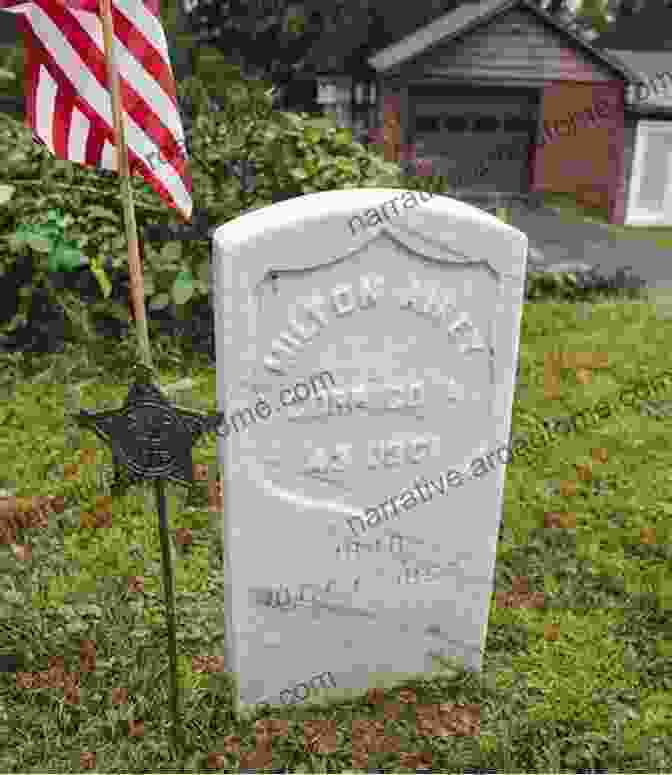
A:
397;688;417;704
366;687;386;705
240;739;273;770
221;735;242;754
417;703;480;737
256;718;289;741
79;640;96;673
415;704;440;736
511;576;530;594
545;512;577;528
640;527;657;545
128;719;145;737
127;576;144;594
544;512;563;528
383;702;402;721
11;544;32;561
0;523;16;544
79;752;96;770
544;623;561;641
79;448;98;466
208;478;224;511
16;672;35;689
63;463;80;481
399;751;433;770
591;447;609;463
193;463;210;482
50;496;66;513
206;752;227;769
352;718;388;755
175;527;193;546
80;512;97;529
437;703;481;736
575;368;593;385
79;751;96;770
95;495;113;511
303;719;337;754
64;685;81;705
193;655;226;673
111;687;129;705
93;508;113;528
351;747;369;769
560;480;578;497
575;463;593;481
0;496;17;519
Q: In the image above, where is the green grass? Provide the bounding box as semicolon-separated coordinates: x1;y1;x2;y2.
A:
541;191;672;249
1;300;672;773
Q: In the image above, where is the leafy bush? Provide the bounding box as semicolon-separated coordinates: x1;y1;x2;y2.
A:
525;265;647;303
0;67;405;357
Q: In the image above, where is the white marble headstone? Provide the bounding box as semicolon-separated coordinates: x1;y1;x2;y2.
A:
211;188;528;710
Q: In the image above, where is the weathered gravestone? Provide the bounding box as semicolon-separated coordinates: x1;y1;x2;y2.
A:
211;188;528;710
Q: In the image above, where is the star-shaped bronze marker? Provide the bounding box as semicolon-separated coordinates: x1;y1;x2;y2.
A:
73;365;223;494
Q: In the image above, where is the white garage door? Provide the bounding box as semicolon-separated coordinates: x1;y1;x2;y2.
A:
411;89;538;192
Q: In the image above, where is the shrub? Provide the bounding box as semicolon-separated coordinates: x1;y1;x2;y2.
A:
0;68;405;358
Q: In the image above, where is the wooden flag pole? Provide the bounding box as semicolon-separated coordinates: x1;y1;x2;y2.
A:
99;0;153;371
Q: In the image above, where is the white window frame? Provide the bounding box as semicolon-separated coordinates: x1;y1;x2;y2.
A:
625;120;672;226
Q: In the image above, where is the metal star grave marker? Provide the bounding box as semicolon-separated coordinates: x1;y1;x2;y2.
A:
71;363;224;753
74;363;223;493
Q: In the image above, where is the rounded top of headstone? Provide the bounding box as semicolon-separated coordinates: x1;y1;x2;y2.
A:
212;188;528;283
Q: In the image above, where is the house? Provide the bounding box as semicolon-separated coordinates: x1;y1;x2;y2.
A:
297;0;671;226
593;0;672;225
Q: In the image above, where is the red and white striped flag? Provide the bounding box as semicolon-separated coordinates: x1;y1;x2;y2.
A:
0;0;192;219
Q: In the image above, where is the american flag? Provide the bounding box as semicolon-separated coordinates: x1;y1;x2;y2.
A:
0;0;192;219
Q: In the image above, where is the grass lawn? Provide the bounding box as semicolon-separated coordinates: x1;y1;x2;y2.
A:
541;192;672;249
1;298;671;773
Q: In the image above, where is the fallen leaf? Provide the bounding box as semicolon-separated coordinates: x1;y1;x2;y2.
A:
544;623;561;641
193;463;209;481
575;463;593;481
127;576;144;593
111;687;129;705
640;527;657;545
11;544;32;561
63;463;80;481
575;368;593;385
79;448;98;466
175;527;193;546
559;513;577;528
128;719;145;737
79;752;96;770
560;480;578;497
80;512;97;528
51;496;66;513
591;447;609;463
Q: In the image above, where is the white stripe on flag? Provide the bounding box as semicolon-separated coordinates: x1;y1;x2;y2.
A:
35;64;57;151
101;137;117;170
68;105;91;164
112;35;184;141
114;0;173;72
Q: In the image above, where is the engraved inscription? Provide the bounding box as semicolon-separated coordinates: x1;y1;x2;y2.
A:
263;273;486;375
264;274;384;374
300;435;440;476
287;380;426;421
367;435;440;469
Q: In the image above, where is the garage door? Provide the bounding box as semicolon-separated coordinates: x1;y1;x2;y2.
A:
410;88;538;192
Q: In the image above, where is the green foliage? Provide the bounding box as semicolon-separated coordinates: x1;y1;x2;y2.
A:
0;70;404;350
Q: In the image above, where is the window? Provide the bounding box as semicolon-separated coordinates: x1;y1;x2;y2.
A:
472;115;499;132
443;116;469;131
415;116;441;132
503;115;534;132
626;121;672;225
